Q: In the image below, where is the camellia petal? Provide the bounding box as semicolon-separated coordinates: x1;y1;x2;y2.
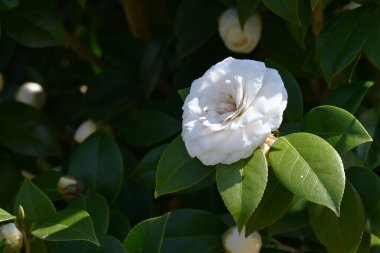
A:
182;57;288;165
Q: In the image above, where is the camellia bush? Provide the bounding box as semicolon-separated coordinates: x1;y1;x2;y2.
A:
0;0;380;252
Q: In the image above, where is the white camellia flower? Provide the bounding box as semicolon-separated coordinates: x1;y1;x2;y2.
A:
0;72;4;93
15;82;46;109
219;8;262;54
182;57;287;165
222;226;262;253
74;119;97;143
0;223;23;251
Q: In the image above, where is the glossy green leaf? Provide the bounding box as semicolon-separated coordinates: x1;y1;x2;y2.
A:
32;208;99;245
302;105;372;153
357;232;371;253
68;131;124;203
131;144;168;189
347;167;380;237
0;208;14;223
266;60;303;123
124;213;170;253
155;136;215;197
323;82;374;114
317;6;371;85
161;209;227;253
121;111;181;147
308;182;365;253
0;102;60;156
175;0;223;58
356;107;380;169
0;0;65;47
32;171;64;201
216;149;268;231
286;0;312;49
14;180;55;229
68;192;110;234
0;152;22;205
140;37;171;97
262;0;301;25
245;170;294;234
0;0;18;11
269;133;345;215
52;234;126;253
363;8;380;69
178;88;190;101
236;0;260;28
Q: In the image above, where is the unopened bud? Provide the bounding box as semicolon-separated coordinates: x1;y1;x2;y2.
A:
0;223;23;251
17;206;25;223
74;119;97;143
57;176;84;201
261;133;277;156
222;226;262;253
15;82;46;109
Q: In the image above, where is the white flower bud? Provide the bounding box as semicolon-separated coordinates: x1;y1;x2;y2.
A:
15;82;46;109
0;72;4;93
222;226;262;253
0;223;23;251
74;119;97;143
182;57;287;165
342;1;361;11
219;8;262;54
57;176;84;201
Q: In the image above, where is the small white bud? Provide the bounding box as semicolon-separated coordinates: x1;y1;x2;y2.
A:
0;72;4;93
57;176;84;201
222;226;262;253
0;223;23;251
74;119;97;143
15;82;46;109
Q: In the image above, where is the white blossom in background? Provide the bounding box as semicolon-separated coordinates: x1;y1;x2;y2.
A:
342;1;361;11
15;82;46;109
0;223;23;251
182;57;287;165
219;8;262;54
0;72;4;93
74;119;97;143
222;226;262;253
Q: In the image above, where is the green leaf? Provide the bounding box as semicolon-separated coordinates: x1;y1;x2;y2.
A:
317;6;371;85
302;105;372;153
269;133;345;215
32;171;64;202
68;192;110;234
245;170;294;234
286;0;312;49
356;107;380;169
363;8;380;69
357;232;371;253
155;136;215;197
140;37;171;97
323;81;374;114
131;144;168;189
124;213;170;253
0;208;15;223
308;182;365;253
236;0;260;28
0;102;60;156
161;209;227;253
68;131;124;203
0;152;22;206
262;0;301;25
0;0;18;11
347;167;380;237
108;210;130;242
266;60;303;123
175;0;223;58
178;88;190;101
216;148;268;231
32;208;99;245
0;0;65;47
14;179;56;229
121;111;181;147
52;234;126;253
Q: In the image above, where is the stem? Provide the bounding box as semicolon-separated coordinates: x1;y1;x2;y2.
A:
22;230;30;253
312;0;324;39
268;238;299;253
63;30;108;70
